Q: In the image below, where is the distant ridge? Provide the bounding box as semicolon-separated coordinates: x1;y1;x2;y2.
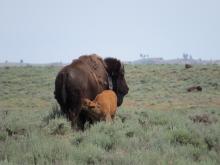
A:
127;58;220;65
1;58;220;67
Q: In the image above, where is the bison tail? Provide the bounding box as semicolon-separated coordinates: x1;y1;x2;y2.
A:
65;75;82;125
54;72;67;107
66;83;82;113
54;72;82;121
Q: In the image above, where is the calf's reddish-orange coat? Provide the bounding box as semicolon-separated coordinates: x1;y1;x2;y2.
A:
82;90;117;122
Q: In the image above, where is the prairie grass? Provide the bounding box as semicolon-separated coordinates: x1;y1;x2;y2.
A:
0;64;220;164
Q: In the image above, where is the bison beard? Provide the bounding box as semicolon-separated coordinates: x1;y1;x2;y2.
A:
54;54;129;129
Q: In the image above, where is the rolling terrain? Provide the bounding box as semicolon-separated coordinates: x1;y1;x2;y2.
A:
0;64;220;165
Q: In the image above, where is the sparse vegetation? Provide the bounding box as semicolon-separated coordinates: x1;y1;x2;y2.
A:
0;64;220;164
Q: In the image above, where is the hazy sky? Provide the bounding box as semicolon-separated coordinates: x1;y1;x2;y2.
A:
0;0;219;63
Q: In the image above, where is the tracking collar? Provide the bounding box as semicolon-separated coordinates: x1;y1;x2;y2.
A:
108;76;113;90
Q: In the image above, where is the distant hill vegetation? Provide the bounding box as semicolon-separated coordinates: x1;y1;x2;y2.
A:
130;58;220;65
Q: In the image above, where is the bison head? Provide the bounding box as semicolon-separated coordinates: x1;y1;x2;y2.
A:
104;58;129;106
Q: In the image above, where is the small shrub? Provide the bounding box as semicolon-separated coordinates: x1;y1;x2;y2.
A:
84;125;118;151
51;123;67;135
72;144;104;164
126;131;134;138
0;132;7;141
148;112;169;126
72;134;84;146
44;118;72;136
205;136;219;151
170;129;203;147
42;104;65;125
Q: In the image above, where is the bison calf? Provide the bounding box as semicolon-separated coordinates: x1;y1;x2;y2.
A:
82;90;117;122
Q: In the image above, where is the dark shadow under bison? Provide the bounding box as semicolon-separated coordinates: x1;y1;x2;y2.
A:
54;54;129;129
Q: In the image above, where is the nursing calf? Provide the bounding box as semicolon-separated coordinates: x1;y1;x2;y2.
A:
82;90;117;122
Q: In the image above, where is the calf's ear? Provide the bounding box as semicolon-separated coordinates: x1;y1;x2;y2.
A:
88;102;96;108
82;99;90;105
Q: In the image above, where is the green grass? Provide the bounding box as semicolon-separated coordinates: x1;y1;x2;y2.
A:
0;64;220;165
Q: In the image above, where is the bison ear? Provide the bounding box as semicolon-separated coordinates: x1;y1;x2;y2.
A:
104;58;121;77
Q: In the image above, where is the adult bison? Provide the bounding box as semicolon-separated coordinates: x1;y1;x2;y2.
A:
54;54;129;128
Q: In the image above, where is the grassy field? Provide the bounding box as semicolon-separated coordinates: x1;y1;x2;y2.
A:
0;64;220;165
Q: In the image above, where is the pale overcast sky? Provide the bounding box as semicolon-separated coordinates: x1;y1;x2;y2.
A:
0;0;219;63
